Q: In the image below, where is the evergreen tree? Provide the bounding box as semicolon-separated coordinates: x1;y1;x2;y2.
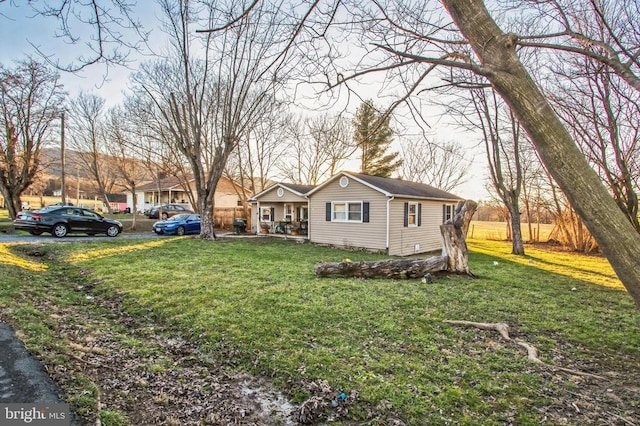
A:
353;100;402;177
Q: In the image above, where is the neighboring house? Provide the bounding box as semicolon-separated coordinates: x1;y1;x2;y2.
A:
126;175;252;228
249;183;316;235
248;172;463;256
132;176;194;213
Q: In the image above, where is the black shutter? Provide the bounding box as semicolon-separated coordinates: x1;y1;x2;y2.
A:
270;207;275;221
404;202;409;227
418;203;422;226
363;202;370;223
326;202;332;221
442;204;446;223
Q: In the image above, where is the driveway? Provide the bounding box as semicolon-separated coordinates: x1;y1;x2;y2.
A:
0;323;82;425
0;232;157;244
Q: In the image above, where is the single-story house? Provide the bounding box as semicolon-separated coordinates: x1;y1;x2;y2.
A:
126;175;252;228
308;172;462;255
129;175;248;212
131;176;194;213
251;171;462;256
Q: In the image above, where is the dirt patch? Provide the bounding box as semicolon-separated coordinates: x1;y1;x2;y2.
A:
34;291;300;425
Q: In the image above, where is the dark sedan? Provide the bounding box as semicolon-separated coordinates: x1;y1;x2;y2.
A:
14;206;123;238
152;214;201;236
144;204;194;219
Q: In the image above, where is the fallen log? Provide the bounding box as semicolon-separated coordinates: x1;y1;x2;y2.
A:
315;256;448;279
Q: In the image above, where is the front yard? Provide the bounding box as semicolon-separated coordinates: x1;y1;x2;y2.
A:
0;236;638;425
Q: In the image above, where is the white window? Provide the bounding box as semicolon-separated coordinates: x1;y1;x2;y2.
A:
299;206;309;221
261;207;272;222
333;202;362;222
284;204;294;221
408;202;419;226
443;204;453;223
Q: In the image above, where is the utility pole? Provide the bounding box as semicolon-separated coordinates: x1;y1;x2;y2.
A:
76;166;80;206
60;112;66;204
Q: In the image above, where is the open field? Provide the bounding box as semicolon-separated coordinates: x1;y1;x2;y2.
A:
0;233;638;425
468;220;555;242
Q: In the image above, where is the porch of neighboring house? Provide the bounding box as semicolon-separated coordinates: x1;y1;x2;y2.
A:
135;177;194;213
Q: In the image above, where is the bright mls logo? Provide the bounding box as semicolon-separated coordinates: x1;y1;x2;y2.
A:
0;404;69;425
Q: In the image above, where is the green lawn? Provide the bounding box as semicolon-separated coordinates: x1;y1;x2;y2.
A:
0;236;638;425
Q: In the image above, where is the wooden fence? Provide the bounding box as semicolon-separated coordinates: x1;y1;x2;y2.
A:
213;207;251;231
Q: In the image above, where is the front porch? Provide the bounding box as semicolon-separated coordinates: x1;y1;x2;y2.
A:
258;219;308;236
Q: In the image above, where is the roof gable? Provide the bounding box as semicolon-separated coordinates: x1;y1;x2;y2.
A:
137;175;249;194
249;182;316;201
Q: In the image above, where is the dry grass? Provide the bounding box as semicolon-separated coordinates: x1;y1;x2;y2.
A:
468;220;554;241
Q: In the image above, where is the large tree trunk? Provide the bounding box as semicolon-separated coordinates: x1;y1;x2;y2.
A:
199;191;217;241
316;200;477;279
441;200;477;275
0;186;20;220
443;0;640;307
507;203;525;255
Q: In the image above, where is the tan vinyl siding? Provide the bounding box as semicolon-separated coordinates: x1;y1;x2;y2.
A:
387;199;447;256
258;187;307;203
309;177;388;251
214;177;244;208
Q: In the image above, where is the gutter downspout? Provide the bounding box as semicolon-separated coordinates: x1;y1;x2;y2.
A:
256;201;261;235
386;196;394;255
306;196;311;241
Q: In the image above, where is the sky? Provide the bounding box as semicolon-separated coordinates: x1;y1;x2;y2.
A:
0;2;490;200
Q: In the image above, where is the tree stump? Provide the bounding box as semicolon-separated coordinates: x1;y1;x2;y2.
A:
442;199;478;275
315;199;478;278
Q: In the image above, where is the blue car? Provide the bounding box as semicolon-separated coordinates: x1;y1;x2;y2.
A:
152;214;201;236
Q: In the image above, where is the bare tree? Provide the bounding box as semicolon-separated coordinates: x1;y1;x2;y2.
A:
67;92;118;212
550;56;640;232
5;0;150;73
455;84;525;255
278;113;355;184
105;106;151;229
123;91;196;212
0;60;64;219
225;105;288;199
130;0;300;239
510;0;640;92
398;138;469;192
519;141;548;242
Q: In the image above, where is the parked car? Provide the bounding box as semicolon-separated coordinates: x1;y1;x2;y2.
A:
144;204;194;219
13;206;123;238
152;214;201;236
47;202;74;206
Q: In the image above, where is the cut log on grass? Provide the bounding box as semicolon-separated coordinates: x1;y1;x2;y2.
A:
444;320;604;379
315;200;477;279
316;256;448;278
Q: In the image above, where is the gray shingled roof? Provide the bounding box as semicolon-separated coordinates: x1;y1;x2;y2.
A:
281;183;316;195
137;177;185;192
349;172;462;200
